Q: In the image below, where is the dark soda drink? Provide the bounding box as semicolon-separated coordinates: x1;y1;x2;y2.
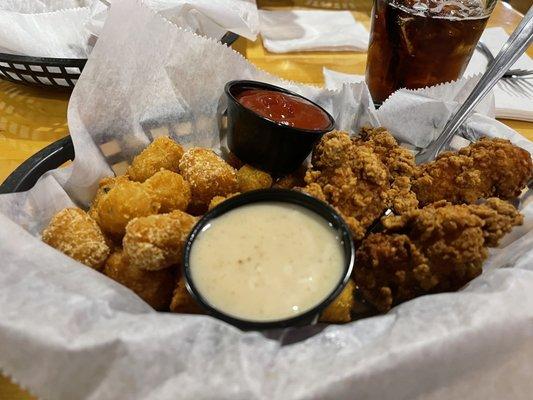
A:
365;0;492;103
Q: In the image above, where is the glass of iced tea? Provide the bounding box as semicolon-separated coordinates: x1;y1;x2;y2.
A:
365;0;496;103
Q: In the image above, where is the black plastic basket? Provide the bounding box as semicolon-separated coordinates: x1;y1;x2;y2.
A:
0;32;239;89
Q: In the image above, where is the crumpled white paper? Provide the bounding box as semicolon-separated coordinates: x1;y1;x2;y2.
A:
0;0;258;58
0;0;532;399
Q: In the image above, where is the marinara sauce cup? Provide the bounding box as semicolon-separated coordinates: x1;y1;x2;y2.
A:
224;80;335;175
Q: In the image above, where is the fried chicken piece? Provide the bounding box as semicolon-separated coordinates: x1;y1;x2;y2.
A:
319;280;355;323
355;200;523;312
42;208;110;270
179;148;238;213
468;198;523;247
355;127;417;179
123;210;197;271
104;250;175;311
413;137;532;206
303;131;390;240
96;180;160;237
170;275;204;314
208;192;240;211
127;136;184;182
143;169;191;213
237;165;273;192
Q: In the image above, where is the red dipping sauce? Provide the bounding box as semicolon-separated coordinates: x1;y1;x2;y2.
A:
236;89;331;131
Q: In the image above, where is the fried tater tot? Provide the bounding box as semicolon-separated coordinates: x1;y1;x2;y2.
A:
237;164;273;192
96;180;160;237
127;136;184;182
319;280;356;323
42;208;110;270
143;169;191;213
179;148;238;213
123;210;197;271
104;250;175;311
170;275;204;314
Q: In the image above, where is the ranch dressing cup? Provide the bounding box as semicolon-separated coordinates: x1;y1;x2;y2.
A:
182;189;355;330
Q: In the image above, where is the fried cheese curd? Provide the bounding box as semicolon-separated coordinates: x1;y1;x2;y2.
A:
237;164;273;192
319;280;356;323
413;137;533;206
355;199;523;312
42;208;110;270
127;136;184;182
104;250;175;311
96;179;160;237
123;210;197;271
208;193;240;211
170;275;205;314
179;148;238;213
144;169;191;213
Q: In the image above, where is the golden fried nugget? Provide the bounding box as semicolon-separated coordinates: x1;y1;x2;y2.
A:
42;208;110;270
88;175;130;222
226;152;244;170
170;275;204;314
143;169;191;213
96;180;160;237
179;148;238;213
123;210;197;271
104;250;175;311
319;280;355;323
273;165;307;189
127;136;184;182
208;193;240;211
237;165;273;192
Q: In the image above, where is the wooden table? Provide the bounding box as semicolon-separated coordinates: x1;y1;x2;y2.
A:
0;1;531;398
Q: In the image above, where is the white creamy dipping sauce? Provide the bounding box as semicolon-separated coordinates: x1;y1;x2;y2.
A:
189;202;345;322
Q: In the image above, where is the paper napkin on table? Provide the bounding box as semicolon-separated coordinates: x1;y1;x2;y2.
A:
464;27;533;122
259;9;368;53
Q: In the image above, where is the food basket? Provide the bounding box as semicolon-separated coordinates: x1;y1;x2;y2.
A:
0;32;239;89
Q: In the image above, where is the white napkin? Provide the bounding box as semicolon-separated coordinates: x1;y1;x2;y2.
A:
259;10;368;53
464;27;533;122
0;0;259;58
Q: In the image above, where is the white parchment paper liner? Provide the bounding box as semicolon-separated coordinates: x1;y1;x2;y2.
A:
0;0;532;399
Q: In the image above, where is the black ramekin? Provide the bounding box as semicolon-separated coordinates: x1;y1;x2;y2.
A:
224;80;335;176
182;189;354;330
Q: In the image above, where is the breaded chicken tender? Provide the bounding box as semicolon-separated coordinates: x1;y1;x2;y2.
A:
96;180;160;237
237;165;273;192
170;275;204;314
127;136;184;182
319;280;356;323
355;199;523;312
123;210;197;271
303;131;391;240
179;148;238;213
42;208;110;270
208;192;240;211
104;250;175;311
413;137;532;206
143;169;191;213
